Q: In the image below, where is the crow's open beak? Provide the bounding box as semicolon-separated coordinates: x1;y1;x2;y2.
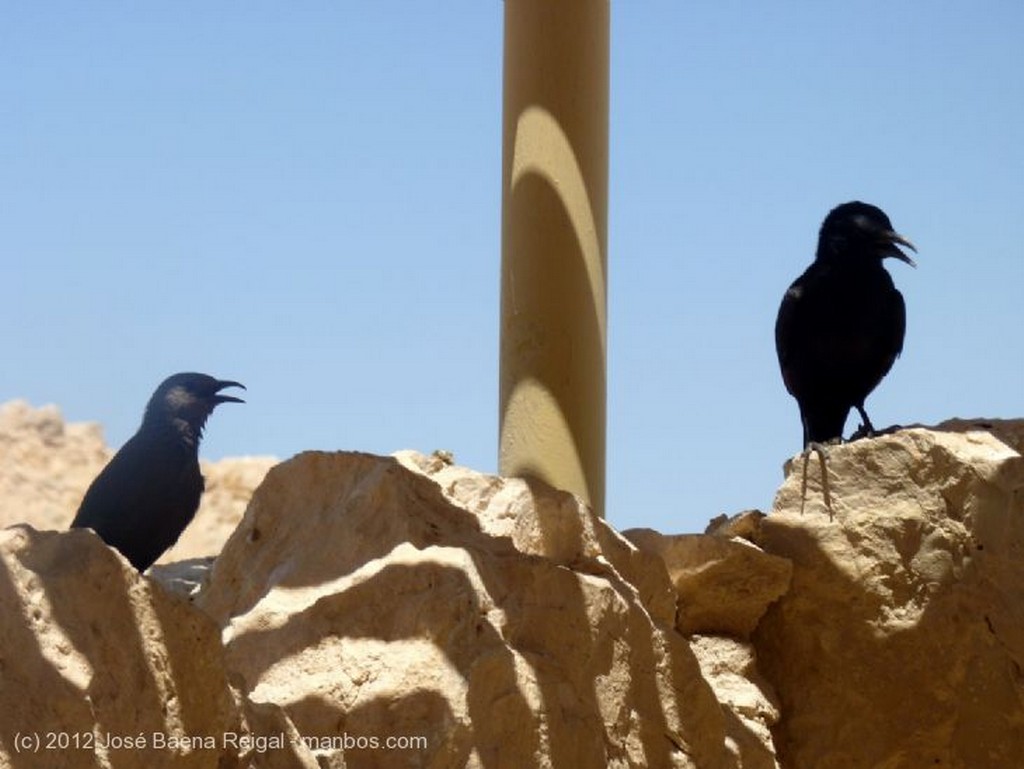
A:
882;231;917;267
213;380;246;404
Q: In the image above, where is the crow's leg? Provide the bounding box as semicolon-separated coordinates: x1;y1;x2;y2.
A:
852;406;906;440
848;405;876;441
800;441;834;520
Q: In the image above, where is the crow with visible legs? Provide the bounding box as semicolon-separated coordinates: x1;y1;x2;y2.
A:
775;201;916;513
71;373;245;570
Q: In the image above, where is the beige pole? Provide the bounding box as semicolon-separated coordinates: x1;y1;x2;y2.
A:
499;0;609;517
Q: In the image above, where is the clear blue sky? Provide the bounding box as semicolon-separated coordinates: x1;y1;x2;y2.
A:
3;3;1022;534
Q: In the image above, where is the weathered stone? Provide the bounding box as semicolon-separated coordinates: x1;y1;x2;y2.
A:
0;525;242;768
199;451;735;769
933;416;1024;456
756;427;1024;769
690;636;781;769
0;401;111;533
703;510;765;541
625;529;791;638
395;449;679;627
4;398;1023;769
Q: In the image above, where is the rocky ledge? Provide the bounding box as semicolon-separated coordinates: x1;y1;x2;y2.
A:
0;403;1021;768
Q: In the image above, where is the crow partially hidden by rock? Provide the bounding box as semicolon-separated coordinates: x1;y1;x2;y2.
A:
71;373;245;571
776;201;916;512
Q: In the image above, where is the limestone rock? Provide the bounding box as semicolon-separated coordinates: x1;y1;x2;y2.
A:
933;416;1024;456
689;636;781;769
0;525;242;768
755;427;1024;769
5;399;1023;769
624;529;791;638
394;449;678;626
199;450;736;769
0;400;111;533
0;399;276;564
703;510;765;540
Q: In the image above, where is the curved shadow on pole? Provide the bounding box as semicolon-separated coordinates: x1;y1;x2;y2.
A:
501;105;607;514
510;106;607;359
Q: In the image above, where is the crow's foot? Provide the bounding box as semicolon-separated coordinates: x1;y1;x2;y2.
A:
800;441;835;519
849;422;904;442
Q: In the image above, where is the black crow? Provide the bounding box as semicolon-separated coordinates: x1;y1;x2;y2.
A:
776;202;916;515
71;372;245;570
776;201;916;446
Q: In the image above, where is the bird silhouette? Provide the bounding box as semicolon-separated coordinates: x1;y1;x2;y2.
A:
71;372;245;570
776;202;916;514
776;201;916;446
